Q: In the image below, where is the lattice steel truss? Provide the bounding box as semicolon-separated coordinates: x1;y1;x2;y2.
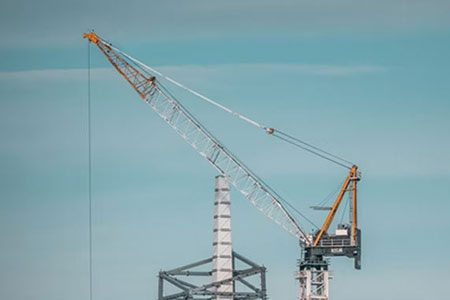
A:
84;33;310;246
158;251;267;300
146;82;308;244
298;270;330;300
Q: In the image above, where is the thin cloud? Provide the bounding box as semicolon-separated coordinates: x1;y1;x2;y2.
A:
289;65;388;76
0;68;113;81
0;63;388;82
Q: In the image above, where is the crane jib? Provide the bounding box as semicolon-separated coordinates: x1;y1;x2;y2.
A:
84;32;311;247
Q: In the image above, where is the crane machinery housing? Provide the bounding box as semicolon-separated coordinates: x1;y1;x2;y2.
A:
84;31;362;300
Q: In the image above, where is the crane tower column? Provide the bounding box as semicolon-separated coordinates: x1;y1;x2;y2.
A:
212;175;234;299
298;253;330;300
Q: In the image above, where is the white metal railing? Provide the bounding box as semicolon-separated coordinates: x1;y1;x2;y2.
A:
316;237;351;247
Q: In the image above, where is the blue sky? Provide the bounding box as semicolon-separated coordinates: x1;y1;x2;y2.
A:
1;1;450;300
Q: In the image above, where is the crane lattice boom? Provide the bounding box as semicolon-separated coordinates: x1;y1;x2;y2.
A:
84;32;311;246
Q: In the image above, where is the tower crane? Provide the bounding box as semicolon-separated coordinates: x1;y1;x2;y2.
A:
84;32;362;300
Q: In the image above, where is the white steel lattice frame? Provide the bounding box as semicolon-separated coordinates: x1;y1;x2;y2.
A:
298;270;329;300
147;87;308;243
213;175;233;300
93;38;310;246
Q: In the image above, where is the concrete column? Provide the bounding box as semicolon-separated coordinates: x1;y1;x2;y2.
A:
212;175;233;299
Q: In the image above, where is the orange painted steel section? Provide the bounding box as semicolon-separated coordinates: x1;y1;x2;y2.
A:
83;32;99;44
313;165;358;247
352;180;358;243
84;32;156;100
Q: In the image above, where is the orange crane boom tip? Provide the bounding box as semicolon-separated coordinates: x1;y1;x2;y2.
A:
83;32;99;44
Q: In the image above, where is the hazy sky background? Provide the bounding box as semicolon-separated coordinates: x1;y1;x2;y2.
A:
1;1;450;300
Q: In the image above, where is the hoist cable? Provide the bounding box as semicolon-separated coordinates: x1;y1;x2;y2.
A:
98;35;355;171
283;200;319;229
272;133;351;169
100;38;268;131
87;41;93;300
316;179;346;207
276;130;354;167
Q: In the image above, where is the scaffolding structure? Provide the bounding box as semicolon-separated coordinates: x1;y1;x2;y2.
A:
158;251;267;300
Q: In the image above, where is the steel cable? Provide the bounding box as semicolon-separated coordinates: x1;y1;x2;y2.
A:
97;35;355;171
272;133;351;169
276;130;354;167
87;41;93;300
